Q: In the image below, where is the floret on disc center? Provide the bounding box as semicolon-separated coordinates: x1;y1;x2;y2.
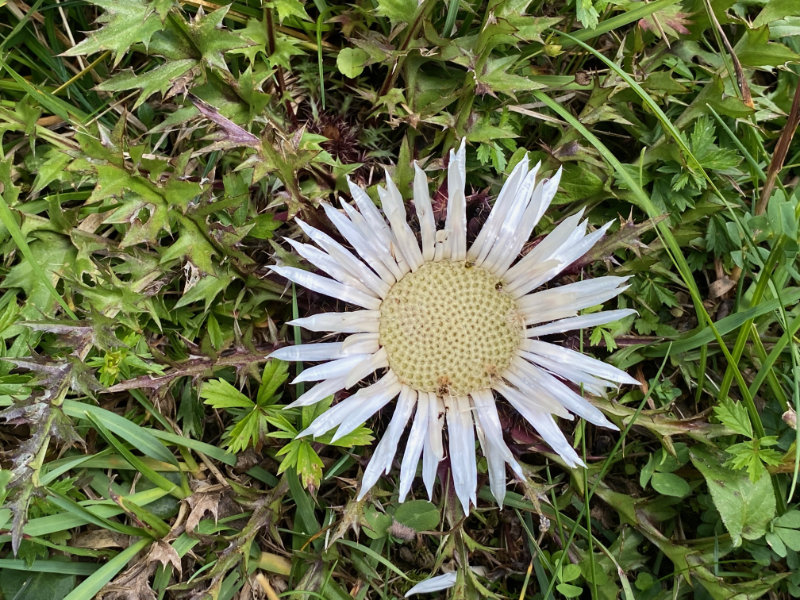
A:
379;261;524;396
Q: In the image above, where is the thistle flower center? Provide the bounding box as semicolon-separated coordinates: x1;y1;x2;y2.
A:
379;261;523;396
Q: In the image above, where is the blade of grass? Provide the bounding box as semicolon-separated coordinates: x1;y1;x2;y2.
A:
63;537;151;600
85;412;188;499
642;288;800;356
45;491;148;538
7;487;168;540
336;539;410;581
63;400;177;465
0;559;98;575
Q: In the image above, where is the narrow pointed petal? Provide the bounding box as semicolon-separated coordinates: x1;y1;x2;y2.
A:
321;202;398;284
299;372;398;439
269;342;344;362
515;351;608;396
331;373;402;441
468;156;532;262
288;310;380;334
399;393;429;502
344;347;388;388
501;259;560;298
291;354;370;384
504;210;585;285
473;412;507;506
495;376;571;419
492;169;564;275
472;390;524;477
380;173;424;270
348;178;396;253
510;355;617;429
342;199;411;277
286;376;347;408
480;167;539;273
527;167;562;229
446;396;477;514
413;162;436;261
284;238;374;297
444;139;467;260
507;220;614;296
296;218;391;297
525;309;637;338
271;266;381;309
499;385;585;467
404;573;458;597
523;408;585;468
518;276;630;325
358;386;416;499
522;339;640;386
422;393;445;499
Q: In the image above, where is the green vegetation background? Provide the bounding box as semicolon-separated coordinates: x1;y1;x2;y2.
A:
0;0;799;598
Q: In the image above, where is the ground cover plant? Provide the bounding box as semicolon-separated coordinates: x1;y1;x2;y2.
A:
0;0;799;598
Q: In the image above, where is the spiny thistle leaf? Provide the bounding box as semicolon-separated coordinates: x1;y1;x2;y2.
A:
62;0;168;66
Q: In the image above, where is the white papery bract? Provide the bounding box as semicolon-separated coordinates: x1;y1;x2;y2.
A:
269;141;637;513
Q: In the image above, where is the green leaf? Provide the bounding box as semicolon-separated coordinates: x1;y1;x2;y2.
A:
337;48;369;79
84;413;187;501
62;0;165;65
375;0;418;23
560;563;582;583
96;59;197;108
766;530;787;557
363;506;392;539
753;0;800;28
0;570;76;600
476;55;545;97
2;232;77;320
174;272;233;310
206;313;223;349
200;379;253;409
273;0;312;23
248;213;281;239
63;401;177;465
393;500;439;532
776;510;800;528
257;360;289;406
691;447;776;546
713;400;753;437
31;149;72;195
229;18;267;63
575;0;600;29
556;583;584;598
735;26;800;67
189;5;253;71
649;472;691;498
777;526;800;552
295;440;324;489
224;409;266;453
725;438;783;481
159;217;217;273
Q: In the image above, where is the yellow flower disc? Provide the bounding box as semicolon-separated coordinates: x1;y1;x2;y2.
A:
379;261;523;396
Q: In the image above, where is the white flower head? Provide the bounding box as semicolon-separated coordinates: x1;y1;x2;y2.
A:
270;140;638;513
